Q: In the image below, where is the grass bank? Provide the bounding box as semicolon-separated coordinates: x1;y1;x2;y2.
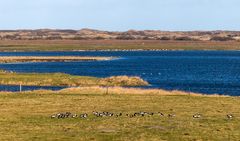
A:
0;88;239;141
0;40;240;51
0;56;113;63
0;70;148;87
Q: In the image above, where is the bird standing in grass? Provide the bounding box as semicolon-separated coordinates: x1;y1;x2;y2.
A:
80;113;88;119
65;112;72;118
168;114;176;118
157;112;164;117
57;113;65;119
72;114;78;118
115;113;122;117
193;113;202;118
51;114;56;118
227;114;233;119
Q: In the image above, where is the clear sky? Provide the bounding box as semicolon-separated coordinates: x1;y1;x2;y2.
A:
0;0;239;31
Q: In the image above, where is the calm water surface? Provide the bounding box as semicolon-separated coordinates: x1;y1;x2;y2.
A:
0;51;240;96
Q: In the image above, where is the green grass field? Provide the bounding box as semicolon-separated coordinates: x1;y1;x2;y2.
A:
0;90;239;141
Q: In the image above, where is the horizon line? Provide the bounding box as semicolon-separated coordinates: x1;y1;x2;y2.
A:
0;28;240;32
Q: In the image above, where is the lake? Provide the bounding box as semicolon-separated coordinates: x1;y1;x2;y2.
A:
0;51;240;96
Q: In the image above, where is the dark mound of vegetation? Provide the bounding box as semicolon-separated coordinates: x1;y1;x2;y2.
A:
210;36;234;41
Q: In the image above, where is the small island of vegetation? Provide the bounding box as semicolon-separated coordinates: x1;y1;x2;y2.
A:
0;70;148;87
0;56;114;63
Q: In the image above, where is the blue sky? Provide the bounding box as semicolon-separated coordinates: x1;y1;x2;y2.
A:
0;0;239;31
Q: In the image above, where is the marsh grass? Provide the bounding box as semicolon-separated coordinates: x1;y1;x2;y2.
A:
58;86;206;96
1;40;240;51
0;89;239;141
0;71;148;87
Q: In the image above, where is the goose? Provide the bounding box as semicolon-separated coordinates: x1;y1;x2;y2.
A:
116;113;122;117
193;113;202;118
72;114;78;118
99;113;104;117
148;112;154;116
157;112;164;116
80;113;88;118
92;111;99;116
50;114;56;118
168;114;176;118
139;111;145;116
227;114;233;119
65;112;72;118
134;112;140;116
103;111;109;115
129;114;135;118
103;111;113;117
108;113;114;117
57;113;65;119
56;113;61;119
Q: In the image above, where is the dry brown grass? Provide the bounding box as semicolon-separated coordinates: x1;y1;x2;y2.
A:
0;71;149;87
58;86;195;95
0;40;240;51
9;86;227;97
59;87;230;97
0;56;113;63
0;86;224;98
99;76;149;86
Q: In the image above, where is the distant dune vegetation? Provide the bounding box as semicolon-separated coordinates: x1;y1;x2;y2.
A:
0;29;240;51
0;29;240;41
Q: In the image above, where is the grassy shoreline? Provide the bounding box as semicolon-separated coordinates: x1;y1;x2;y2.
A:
0;70;148;87
1;40;240;51
3;86;228;97
0;56;114;63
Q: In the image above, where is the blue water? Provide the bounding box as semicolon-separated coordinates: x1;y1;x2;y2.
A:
0;51;240;96
0;85;66;92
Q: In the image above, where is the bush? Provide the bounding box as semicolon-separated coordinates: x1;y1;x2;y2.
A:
116;35;136;40
159;36;171;40
175;36;193;41
210;36;234;41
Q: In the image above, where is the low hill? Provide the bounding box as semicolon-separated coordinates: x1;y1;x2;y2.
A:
1;29;240;41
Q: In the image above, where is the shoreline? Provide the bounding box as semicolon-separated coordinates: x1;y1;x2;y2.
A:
1;49;240;53
1;40;240;52
72;49;240;52
0;86;230;97
0;71;149;87
0;56;114;63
